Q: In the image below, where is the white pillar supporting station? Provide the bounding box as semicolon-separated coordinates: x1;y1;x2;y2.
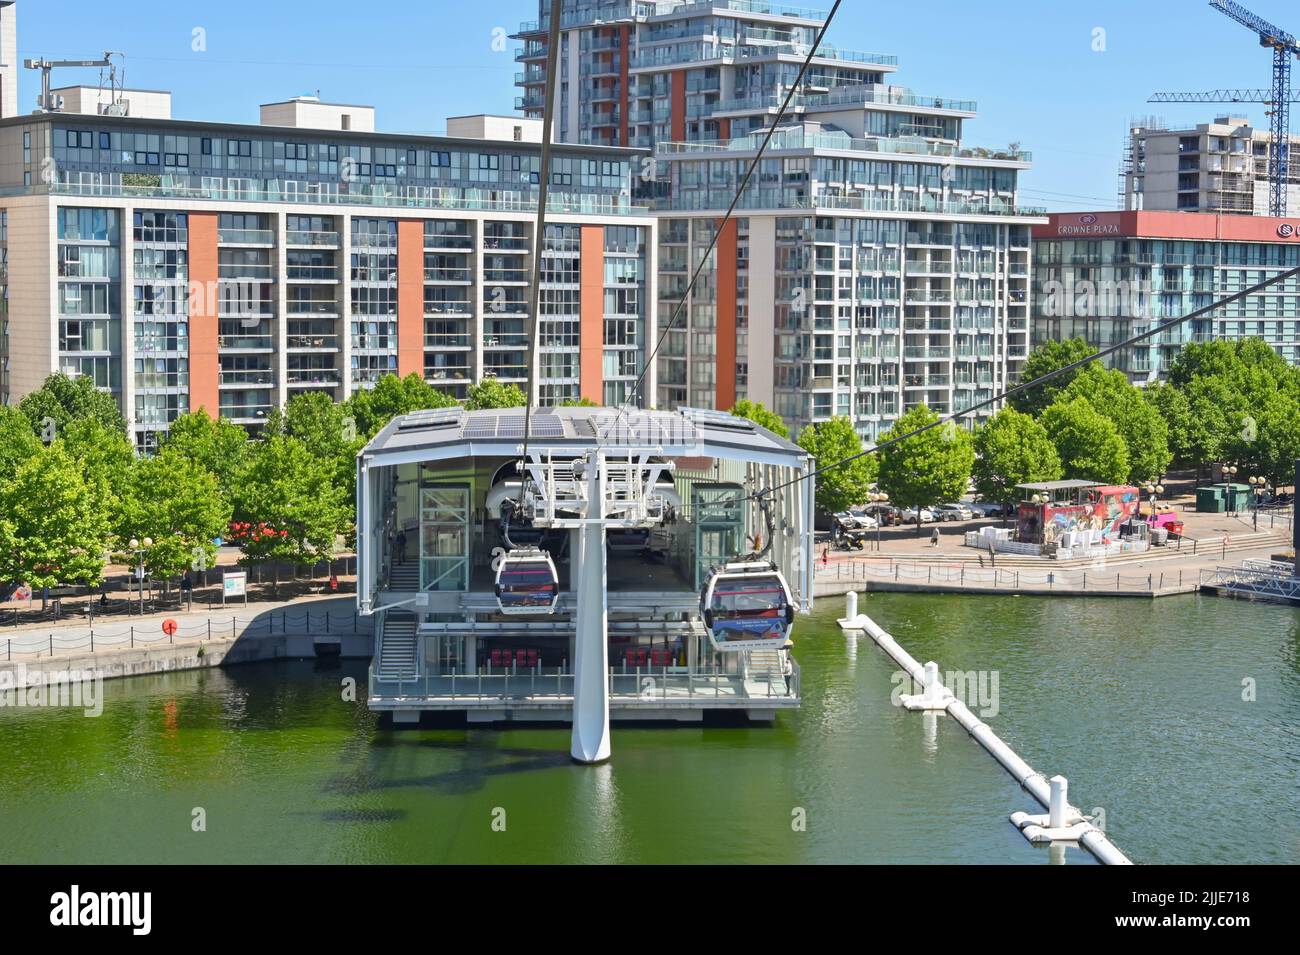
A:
571;449;611;764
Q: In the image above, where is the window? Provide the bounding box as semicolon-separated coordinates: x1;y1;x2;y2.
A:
431;151;450;167
99;132;111;150
201;138;212;155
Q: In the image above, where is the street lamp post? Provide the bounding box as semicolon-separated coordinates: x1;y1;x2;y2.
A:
1142;481;1164;523
1222;464;1238;516
128;537;153;615
1248;476;1269;532
868;491;889;551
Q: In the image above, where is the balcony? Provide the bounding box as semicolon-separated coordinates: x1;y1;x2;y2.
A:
39;179;649;218
219;370;275;387
286;370;342;387
425;267;473;283
287;334;340;351
285;230;340;248
218;229;274;246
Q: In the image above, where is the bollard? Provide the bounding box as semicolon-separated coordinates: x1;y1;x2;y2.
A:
845;591;858;620
1049;775;1069;830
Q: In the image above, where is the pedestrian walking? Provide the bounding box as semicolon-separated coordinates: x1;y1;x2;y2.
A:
395;529;408;565
930;527;940;548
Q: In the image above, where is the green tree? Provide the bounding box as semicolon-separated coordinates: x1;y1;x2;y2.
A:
118;448;231;586
0;446;112;589
1145;382;1193;467
1040;397;1129;485
56;417;137;531
346;372;456;438
1061;364;1170;483
0;406;42;485
796;416;877;515
559;397;599;408
18;372;127;439
877;406;975;534
1251;395;1300;488
727;399;790;438
465;377;528;411
1008;338;1098;417
164;410;250;501
972;408;1062;514
271;391;366;531
231;434;350;580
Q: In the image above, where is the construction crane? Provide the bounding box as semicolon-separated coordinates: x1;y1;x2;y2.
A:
24;51;123;114
1149;88;1300;104
1203;1;1299;216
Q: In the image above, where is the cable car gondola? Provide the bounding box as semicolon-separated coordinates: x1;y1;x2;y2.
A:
700;559;795;650
495;547;560;615
494;497;560;615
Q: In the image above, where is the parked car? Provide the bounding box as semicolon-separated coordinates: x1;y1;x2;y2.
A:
934;503;975;521
969;501;1011;518
900;507;936;524
834;508;878;531
862;503;903;526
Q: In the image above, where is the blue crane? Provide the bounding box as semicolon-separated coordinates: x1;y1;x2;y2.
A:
1208;1;1300;216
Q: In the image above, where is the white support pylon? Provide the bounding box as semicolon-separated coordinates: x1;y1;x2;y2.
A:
571;449;611;764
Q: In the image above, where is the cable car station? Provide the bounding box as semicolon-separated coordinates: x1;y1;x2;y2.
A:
356;405;814;761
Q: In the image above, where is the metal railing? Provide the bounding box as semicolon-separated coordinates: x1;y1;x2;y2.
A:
369;659;800;704
815;558;1204;594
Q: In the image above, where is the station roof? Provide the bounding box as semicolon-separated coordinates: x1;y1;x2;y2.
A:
360;406;809;469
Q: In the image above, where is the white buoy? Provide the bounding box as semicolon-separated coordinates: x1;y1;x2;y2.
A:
1049;775;1068;830
845;591;858;621
900;660;954;711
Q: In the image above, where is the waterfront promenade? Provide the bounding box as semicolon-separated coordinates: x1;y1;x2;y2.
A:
0;595;372;682
814;527;1290;598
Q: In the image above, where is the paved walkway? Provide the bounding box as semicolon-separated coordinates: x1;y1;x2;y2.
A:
0;594;369;662
813;538;1287;598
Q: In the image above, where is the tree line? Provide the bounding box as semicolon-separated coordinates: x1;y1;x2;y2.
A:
0;372;528;595
732;337;1300;523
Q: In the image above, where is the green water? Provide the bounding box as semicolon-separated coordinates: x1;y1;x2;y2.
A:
1;593;1296;864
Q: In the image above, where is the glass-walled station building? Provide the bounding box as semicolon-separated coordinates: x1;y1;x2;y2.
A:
356;405;813;724
0;104;654;449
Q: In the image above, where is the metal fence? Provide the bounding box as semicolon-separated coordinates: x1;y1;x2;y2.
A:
3;609;372;660
816;558;1196;594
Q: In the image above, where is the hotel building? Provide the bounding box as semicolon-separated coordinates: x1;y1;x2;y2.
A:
515;0;1043;440
0;100;655;450
1033;210;1300;382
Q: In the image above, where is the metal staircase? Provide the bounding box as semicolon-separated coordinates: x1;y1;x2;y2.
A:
376;611;419;682
745;648;791;698
388;560;420;591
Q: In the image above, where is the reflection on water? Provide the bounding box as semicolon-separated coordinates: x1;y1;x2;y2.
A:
1;591;1294;863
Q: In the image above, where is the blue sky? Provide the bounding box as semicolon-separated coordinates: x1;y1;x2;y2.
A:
15;0;1299;211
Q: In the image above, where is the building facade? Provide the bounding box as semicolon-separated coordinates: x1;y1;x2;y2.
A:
1032;210;1300;382
515;0;1042;440
0;108;655;450
1122;117;1300;216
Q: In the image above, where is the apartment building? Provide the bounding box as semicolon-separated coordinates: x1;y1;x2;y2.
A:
1033;210;1300;382
1122;117;1300;216
516;0;1043;440
0;102;655;450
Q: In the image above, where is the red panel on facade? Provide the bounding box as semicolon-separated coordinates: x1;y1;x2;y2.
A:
619;26;630;147
671;70;687;142
396;219;425;379
580;224;605;404
715;217;739;411
186;212;220;416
